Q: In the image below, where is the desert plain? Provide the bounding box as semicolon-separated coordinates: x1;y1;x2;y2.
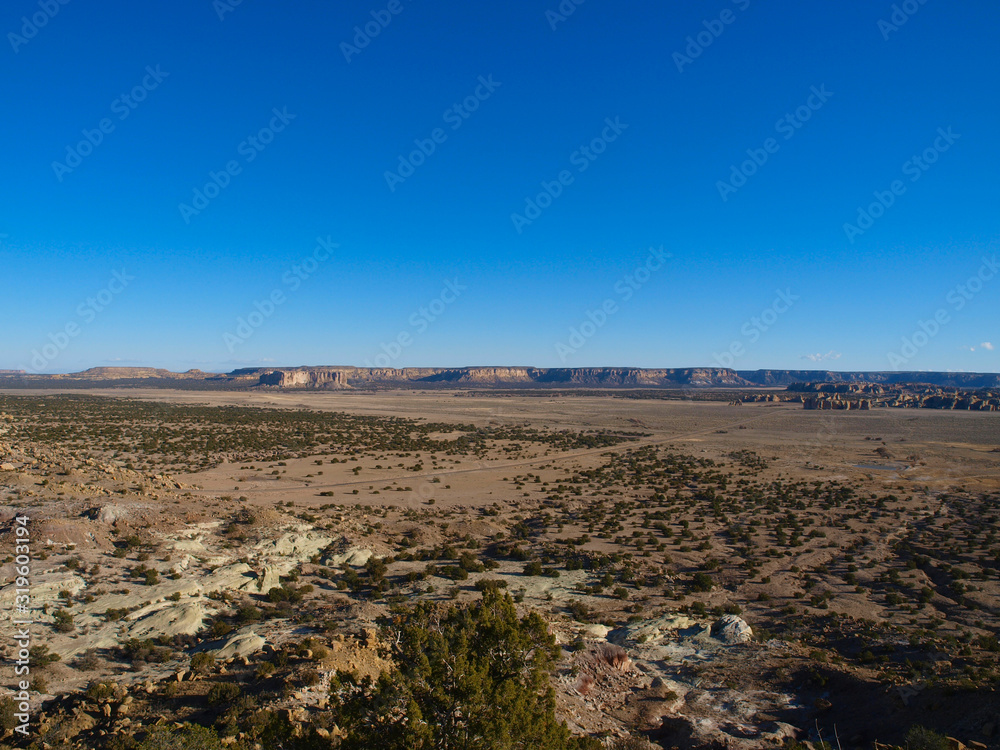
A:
0;387;998;749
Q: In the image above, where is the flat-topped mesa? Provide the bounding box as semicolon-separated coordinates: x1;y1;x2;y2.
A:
244;366;748;388
532;368;746;387
422;367;539;384
5;365;998;390
65;367;211;380
257;368;349;389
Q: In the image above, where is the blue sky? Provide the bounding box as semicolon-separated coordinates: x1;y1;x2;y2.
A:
1;0;997;373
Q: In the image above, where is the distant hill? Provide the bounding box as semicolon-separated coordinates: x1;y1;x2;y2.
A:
1;366;998;389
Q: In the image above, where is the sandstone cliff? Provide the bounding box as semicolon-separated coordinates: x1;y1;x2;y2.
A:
239;366;749;389
257;368;349;388
4;366;999;391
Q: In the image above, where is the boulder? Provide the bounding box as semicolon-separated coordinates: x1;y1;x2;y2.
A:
214;630;266;660
710;615;752;644
96;505;128;524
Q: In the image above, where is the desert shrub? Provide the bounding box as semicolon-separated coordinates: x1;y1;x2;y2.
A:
85;681;115;701
0;697;16;731
474;578;507;592
609;738;654;750
440;565;469;581
327;589;600;749
52;609;75;633
904;725;949;750
122;639;172;664
135;724;224;750
30;645;60;667
75;649;100;671
190;652;215;675
206;682;241;705
690;573;714;592
567;601;592;622
523;560;543;576
266;584;309;603
976;634;999;652
299;669;321;687
237;605;262;623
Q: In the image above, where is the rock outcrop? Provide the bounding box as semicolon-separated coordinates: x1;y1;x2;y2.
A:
238;366;751;389
711;615;753;644
257;368;349;388
741;369;1000;389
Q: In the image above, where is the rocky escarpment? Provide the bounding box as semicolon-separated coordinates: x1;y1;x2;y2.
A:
740;369;1000;388
256;367;349;389
794;381;1000;411
421;367;539;384
4;366;999;391
61;367;211;380
242;366;751;389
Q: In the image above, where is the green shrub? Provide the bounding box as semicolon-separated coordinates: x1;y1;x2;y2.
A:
327;589;599;749
206;682;241;705
691;572;714;592
136;724;224;750
904;725;949;750
52;609;75;633
190;652;215;675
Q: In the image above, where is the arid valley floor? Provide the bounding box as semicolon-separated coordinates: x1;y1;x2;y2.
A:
1;389;998;749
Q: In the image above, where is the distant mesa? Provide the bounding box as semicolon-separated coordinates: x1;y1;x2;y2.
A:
1;365;999;390
229;366;749;389
70;367;210;380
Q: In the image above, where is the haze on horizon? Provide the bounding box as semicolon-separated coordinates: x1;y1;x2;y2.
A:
2;1;998;374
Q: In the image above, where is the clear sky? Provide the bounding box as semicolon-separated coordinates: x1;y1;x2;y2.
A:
2;0;997;374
